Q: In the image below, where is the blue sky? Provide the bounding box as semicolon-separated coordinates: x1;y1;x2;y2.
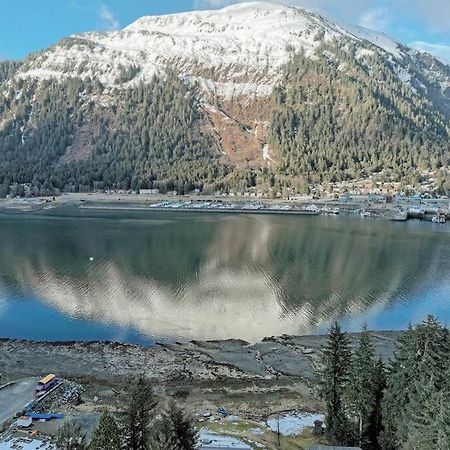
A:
0;0;449;63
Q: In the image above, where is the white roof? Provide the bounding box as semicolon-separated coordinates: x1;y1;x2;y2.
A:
15;417;32;428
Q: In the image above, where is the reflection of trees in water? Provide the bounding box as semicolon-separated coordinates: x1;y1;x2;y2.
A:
0;212;449;339
0;212;216;289
200;215;450;324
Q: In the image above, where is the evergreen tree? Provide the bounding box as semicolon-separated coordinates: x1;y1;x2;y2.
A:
123;376;158;450
380;326;417;450
167;402;198;450
318;322;353;446
369;358;386;449
56;422;88;450
151;402;198;450
380;316;450;449
90;411;122;450
347;326;379;449
151;415;179;450
404;389;450;450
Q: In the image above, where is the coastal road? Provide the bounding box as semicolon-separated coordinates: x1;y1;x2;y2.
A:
0;378;38;426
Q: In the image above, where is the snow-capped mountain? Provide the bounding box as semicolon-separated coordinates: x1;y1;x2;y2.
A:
0;2;449;196
16;1;448;99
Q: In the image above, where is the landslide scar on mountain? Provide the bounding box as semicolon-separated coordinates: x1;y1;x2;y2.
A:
203;96;277;169
58;121;99;165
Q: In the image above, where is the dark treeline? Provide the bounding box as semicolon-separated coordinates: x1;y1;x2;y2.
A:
0;60;21;85
56;376;197;450
319;316;450;449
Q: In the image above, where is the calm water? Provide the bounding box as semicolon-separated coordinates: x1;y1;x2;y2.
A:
0;207;449;345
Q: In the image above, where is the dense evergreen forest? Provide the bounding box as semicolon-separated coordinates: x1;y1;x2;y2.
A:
270;42;450;183
0;68;226;196
0;60;20;84
319;317;450;450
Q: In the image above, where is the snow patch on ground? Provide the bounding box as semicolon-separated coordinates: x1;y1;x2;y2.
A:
262;144;274;165
0;439;54;450
342;23;403;59
355;48;375;59
440;80;450;94
395;66;412;83
187;76;273;100
266;413;325;436
0;117;11;133
199;430;251;449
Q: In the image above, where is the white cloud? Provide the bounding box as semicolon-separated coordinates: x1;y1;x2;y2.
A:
410;41;450;64
359;7;390;32
99;4;120;30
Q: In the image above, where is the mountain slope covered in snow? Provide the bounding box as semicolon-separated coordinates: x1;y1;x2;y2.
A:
15;2;449;98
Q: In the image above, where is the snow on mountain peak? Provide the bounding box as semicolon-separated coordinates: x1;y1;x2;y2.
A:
15;1;446;100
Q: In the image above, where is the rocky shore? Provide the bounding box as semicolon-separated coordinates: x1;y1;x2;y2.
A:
0;332;400;416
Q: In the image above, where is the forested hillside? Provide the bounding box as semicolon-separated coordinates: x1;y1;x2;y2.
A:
0;60;20;85
0;2;449;197
271;42;450;183
0;72;225;196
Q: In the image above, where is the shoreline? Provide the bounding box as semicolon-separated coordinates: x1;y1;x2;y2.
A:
0;192;439;223
78;204;321;216
1;192;447;223
0;328;402;348
0;330;400;386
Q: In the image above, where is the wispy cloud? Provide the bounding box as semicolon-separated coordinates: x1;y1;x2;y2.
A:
193;0;240;7
410;41;450;64
359;7;390;32
99;4;120;30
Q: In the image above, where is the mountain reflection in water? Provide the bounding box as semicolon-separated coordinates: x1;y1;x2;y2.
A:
0;209;449;343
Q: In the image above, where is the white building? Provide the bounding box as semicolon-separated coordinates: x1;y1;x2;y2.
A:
139;189;160;195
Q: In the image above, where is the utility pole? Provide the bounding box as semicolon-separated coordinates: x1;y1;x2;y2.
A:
277;416;281;449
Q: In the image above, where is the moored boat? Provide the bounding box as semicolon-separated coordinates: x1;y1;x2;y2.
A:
432;210;446;223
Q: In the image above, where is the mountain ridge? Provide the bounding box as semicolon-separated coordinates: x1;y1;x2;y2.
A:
13;1;447;89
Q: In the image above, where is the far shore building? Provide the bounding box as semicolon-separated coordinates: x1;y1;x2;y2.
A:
139;189;160;195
